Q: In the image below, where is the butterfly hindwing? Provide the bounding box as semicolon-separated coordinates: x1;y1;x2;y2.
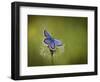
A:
44;38;55;50
44;38;50;44
48;41;55;50
54;39;62;46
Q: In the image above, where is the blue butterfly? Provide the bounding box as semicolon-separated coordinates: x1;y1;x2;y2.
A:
44;30;62;51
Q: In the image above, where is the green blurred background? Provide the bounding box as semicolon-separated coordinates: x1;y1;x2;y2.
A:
28;15;88;67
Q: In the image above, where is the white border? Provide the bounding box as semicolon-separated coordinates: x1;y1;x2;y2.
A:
20;6;95;76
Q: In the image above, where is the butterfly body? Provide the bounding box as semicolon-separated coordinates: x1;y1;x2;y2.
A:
44;30;62;51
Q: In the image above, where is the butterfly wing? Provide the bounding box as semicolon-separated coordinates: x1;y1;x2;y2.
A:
44;30;57;50
48;41;55;50
44;38;50;44
44;38;55;49
54;39;62;46
44;30;51;38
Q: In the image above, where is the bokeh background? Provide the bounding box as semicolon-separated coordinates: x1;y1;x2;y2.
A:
28;15;88;67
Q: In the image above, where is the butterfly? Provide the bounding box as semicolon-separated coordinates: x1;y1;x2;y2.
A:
44;30;62;51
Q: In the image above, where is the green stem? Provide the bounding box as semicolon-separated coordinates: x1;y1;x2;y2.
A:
51;55;54;65
50;49;55;65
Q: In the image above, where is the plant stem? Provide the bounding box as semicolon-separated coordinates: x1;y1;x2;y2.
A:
51;55;54;65
50;50;55;65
